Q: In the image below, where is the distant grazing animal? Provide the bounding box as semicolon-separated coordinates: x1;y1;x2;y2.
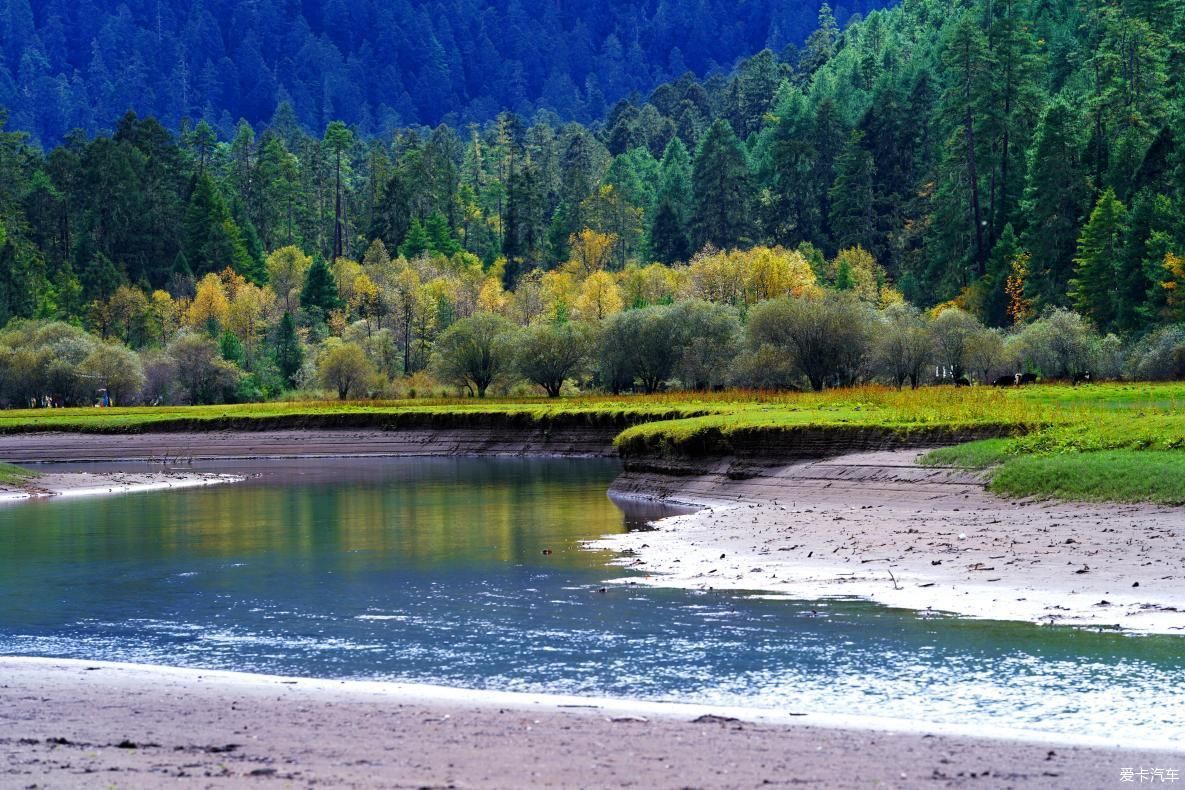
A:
1072;371;1092;385
992;375;1016;387
954;376;972;387
1018;373;1038;385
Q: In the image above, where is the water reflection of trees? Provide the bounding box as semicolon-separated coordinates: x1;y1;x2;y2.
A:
0;461;637;578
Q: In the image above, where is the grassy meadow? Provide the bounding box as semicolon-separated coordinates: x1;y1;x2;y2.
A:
0;382;1183;504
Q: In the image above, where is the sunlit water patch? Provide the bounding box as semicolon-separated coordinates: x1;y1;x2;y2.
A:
1;457;1182;743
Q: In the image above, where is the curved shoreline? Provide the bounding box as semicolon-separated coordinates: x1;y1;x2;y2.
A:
596;450;1185;635
0;657;1178;789
0;469;243;503
2;432;1183;785
4;656;1166;750
3;430;1184;633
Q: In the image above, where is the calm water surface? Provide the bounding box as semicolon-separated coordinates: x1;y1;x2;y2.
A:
1;457;1182;743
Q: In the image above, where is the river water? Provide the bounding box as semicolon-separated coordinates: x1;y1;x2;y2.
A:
0;457;1182;744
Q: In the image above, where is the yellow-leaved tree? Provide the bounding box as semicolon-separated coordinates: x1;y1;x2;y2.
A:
688;246;819;307
1005;251;1034;325
742;246;820;303
688;246;744;305
350;273;382;336
620;262;687;308
541;270;576;321
566;229;617;278
185;273;230;333
830;246;902;308
1162;252;1185;321
226;279;276;362
147;290;180;346
265;246;312;312
573;271;624;321
476;276;510;315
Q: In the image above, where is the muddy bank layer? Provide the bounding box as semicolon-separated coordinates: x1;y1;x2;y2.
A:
616;424;1014;477
0;426;622;463
0;418;1016;467
600;450;1185;633
0;658;1170;789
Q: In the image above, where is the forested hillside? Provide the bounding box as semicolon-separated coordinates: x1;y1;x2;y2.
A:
0;0;886;145
0;0;1183;406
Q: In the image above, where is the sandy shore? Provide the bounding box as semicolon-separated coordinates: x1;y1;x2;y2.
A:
595;450;1185;634
0;469;241;503
0;658;1176;789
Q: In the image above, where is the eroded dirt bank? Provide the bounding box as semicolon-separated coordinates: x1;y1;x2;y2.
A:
0;426;622;463
597;450;1185;633
0;658;1172;789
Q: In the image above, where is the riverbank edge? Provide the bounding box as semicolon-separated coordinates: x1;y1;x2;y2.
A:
0;421;1008;464
3;658;1174;789
0;422;999;505
0;469;243;503
3;656;1180;753
5;428;1183;634
595;450;1185;635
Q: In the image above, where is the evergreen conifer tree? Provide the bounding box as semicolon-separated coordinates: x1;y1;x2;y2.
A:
691;119;753;251
399;220;432;259
1070;188;1128;331
829;130;877;253
650;199;691;264
300;256;343;322
273;311;304;388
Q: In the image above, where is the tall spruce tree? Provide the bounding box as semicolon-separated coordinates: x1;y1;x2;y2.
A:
937;13;991;275
650;199;691;264
983;224;1024;327
647;138;693;261
502;159;546;282
810;98;845;250
691;119;753;251
763;86;820;246
982;0;1044;242
1120;191;1178;328
829;130;877;253
299;255;343;323
1021;98;1089;307
1070;188;1128;331
273;311;304;388
656;138;693;221
399;219;432;259
324;121;353;262
558;129;598;237
183;173;255;278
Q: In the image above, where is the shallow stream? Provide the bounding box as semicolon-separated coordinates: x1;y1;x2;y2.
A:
1;457;1181;744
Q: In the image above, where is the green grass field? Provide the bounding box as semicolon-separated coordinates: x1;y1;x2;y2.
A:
0;382;1183;504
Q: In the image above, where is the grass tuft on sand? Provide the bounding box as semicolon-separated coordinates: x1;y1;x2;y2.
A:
0;462;36;486
922;439;1013;469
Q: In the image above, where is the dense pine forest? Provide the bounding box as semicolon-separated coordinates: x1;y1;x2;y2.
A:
0;0;1183;405
0;0;886;144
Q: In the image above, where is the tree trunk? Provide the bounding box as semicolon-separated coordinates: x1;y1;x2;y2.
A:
333;150;344;261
